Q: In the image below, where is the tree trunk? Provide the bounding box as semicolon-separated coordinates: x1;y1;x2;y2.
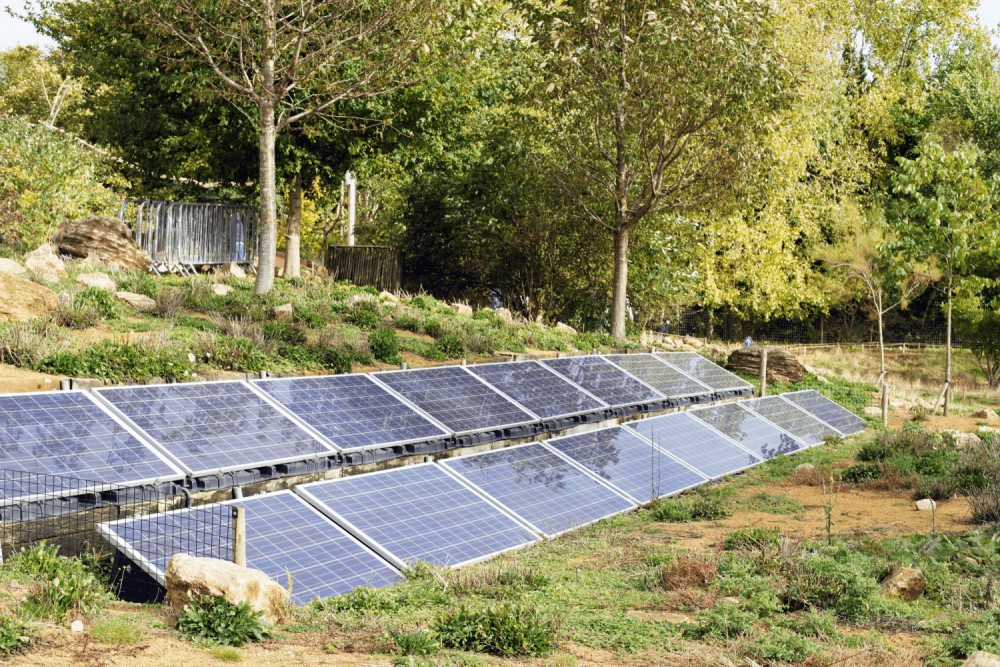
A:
285;174;302;279
610;226;629;341
253;1;278;296
944;272;953;416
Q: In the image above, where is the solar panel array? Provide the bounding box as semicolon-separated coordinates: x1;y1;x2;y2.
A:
627;411;762;479
297;464;538;569
542;356;665;408
782;390;868;435
656;352;753;393
466;361;607;419
604;354;713;399
743;396;840;446
251;374;449;451
689;403;805;459
95;381;336;476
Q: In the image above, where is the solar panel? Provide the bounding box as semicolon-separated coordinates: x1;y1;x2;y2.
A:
743;396;840;446
94;381;336;476
250;374;449;451
440;443;635;538
656;352;752;392
626;411;762;478
781;390;868;435
603;354;713;399
297;464;539;569
0;391;181;502
371;367;536;435
466;361;607;419
543;426;707;504
541;356;665;408
689;403;805;459
98;490;402;604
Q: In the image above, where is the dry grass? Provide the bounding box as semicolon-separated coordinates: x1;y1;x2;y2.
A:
654;554;719;591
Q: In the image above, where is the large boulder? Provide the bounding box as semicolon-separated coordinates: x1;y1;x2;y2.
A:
76;272;117;292
964;653;1000;667
52;216;152;271
727;347;806;383
115;291;156;312
0;258;26;277
555;322;577;335
0;274;59;321
880;566;927;601
23;243;67;283
972;409;999;424
164;554;288;624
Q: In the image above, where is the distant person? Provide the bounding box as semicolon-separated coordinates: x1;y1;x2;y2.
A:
743;335;753;348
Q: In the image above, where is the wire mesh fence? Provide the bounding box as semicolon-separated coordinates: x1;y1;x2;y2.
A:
0;470;235;603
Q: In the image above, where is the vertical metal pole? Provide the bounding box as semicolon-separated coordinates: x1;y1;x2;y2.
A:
345;171;357;246
232;506;246;567
758;348;768;398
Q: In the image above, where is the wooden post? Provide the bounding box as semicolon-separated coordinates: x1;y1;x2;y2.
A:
881;383;890;427
232;506;246;567
758;348;768;398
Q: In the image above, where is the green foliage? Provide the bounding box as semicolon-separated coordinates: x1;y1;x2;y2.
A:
393;629;439;656
369;327;400;363
39;339;194;382
746;627;820;663
422;318;444;339
175;595;271;647
433;604;557;657
650;493;730;523
0;319;67;367
90;615;146;645
114;271;159;299
261;320;307;345
723;527;781;551
209;646;242;662
347;301;382;329
942;610;1000;659
683;604;757;640
0;616;31;655
322;586;401;614
198;335;270;372
434;334;465;358
841;463;883;483
446;563;549;599
8;544;111;619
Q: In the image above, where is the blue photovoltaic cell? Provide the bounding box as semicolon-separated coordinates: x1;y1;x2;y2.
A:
544;426;707;504
781;390;868;435
251;374;449;450
373;367;535;434
689;403;805;459
541;356;664;407
95;382;335;476
0;391;181;501
604;354;713;399
297;464;538;569
656;352;753;392
466;361;606;419
440;443;635;537
98;491;401;604
743;396;839;446
627;411;761;478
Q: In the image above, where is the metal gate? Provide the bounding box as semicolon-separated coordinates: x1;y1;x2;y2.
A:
119;199;258;271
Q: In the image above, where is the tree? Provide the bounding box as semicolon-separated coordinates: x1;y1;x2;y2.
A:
0;46;83;129
133;0;432;294
531;0;788;340
890;137;998;414
954;276;1000;389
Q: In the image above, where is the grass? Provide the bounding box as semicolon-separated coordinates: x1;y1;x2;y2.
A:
209;646;243;662
90;614;147;645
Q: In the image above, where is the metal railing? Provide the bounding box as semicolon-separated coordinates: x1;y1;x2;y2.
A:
119;199;258;271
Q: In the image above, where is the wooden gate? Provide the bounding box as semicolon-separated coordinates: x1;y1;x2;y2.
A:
325;245;402;292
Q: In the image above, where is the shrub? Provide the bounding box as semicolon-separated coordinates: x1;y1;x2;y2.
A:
422;318;444;338
723;527;781;551
942;609;1000;659
434;334;465;358
176;595;271;647
683;604;757;640
369;327;400;363
39;339;194;382
347;301;381;329
394;314;422;332
0;616;31;655
156;287;187;320
9;544;111;619
447;562;549;598
393;629;439;656
841;463;882;483
650;494;729;522
653;553;718;590
261;320;307;345
433;604;557;657
0;319;66;367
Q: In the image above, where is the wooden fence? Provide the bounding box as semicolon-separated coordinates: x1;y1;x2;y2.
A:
325;245;402;292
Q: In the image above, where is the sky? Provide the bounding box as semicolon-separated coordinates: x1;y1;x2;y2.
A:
1;0;1000;51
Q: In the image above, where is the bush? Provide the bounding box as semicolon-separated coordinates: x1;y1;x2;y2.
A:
9;544;111;619
942;609;1000;659
347;301;381;329
434;334;465;359
369;327;400;363
176;595;271;647
393;629;439;656
650;494;729;522
683;604;757;640
261;320;307;345
422;318;444;338
968;483;1000;524
841;463;882;483
653;553;718;590
433;604;557;657
723;527;781;551
0;319;66;367
0;616;31;655
39;339;194;382
394;313;421;332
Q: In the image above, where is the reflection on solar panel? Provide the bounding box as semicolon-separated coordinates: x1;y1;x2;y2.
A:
626;412;761;478
603;354;713;399
251;374;449;450
541;356;664;407
440;443;635;538
466;361;606;419
543;426;706;504
743;396;839;446
372;367;536;434
656;352;752;392
0;391;181;501
98;491;402;604
689;403;805;459
297;464;538;569
95;382;335;476
781;390;868;435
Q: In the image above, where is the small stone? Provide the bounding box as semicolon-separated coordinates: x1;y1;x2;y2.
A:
115;291;156;312
915;498;937;511
881;566;927;601
272;303;294;322
225;263;247;279
379;290;398;304
70;620;84;632
971;409;1000;424
211;284;233;296
0;258;26;277
494;307;514;323
962;651;1000;667
76;272;117;292
555;322;577;335
24;243;67;283
863;406;884;419
450;303;474;317
794;463;815;474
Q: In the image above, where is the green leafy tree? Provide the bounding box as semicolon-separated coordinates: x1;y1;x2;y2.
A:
954;276;1000;389
0;46;84;129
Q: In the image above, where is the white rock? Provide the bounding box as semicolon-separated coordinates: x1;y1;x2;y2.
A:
23;243;67;283
114;291;156;312
794;463;815;474
75;272;117;292
494;308;514;323
272;303;294;322
70;620;84;633
76;252;105;270
0;258;26;277
880;566;927;600
450;303;474;317
555;322;577;335
165;554;289;624
979;426;1000;435
972;409;1000;424
682;336;704;349
954;433;983;450
379;290;399;304
915;498;937;511
963;652;1000;667
224;263;247;279
211;284;233;296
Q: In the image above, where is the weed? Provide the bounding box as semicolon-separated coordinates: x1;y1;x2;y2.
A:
942;609;1000;659
39;339;194;382
156;287;186;320
683;604;757;640
196;334;271;372
423;318;444;338
575;615;674;653
434;334;465;358
0;319;67;367
261;320;307;345
0;616;31;655
394;313;422;332
114;270;159;298
447;562;550;598
90;615;146;645
722;527;781;551
968;483;1000;524
347;301;381;329
210;646;242;662
321;586;400;614
650;494;729;522
393;629;439;656
176;595;271;647
652;553;718;590
434;603;557;657
746;627;820;663
55;287;120;328
841;463;882;483
9;544;111;620
741;493;805;516
369;328;400;363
